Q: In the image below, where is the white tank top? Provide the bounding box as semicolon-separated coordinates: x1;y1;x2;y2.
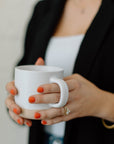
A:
44;34;85;137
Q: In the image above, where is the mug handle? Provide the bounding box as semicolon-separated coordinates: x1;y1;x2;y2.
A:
49;77;69;108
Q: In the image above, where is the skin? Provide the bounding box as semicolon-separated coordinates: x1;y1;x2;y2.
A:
5;0;114;126
5;58;45;126
53;0;102;36
5;58;114;126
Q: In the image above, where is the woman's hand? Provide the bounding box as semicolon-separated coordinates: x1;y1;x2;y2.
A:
5;57;45;126
29;73;111;125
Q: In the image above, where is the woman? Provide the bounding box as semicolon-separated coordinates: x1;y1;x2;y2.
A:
5;0;114;144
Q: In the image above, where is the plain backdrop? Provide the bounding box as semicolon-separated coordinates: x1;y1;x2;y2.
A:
0;0;38;143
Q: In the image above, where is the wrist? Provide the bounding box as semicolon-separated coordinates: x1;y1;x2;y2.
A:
94;89;114;122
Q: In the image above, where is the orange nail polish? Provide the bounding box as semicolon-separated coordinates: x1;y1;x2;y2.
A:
10;89;15;95
26;122;32;127
17;119;21;125
34;112;41;119
37;87;44;93
38;57;43;60
28;97;35;103
13;108;19;115
41;120;47;125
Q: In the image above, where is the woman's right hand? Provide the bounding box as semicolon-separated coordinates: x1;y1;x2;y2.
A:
5;57;45;126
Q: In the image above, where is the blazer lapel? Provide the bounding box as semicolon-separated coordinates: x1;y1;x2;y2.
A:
31;0;66;63
65;0;114;143
30;0;114;143
73;0;114;78
33;0;113;79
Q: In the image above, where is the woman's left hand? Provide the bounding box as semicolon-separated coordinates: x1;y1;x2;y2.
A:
29;74;107;125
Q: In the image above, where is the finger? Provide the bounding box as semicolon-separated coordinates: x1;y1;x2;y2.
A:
6;81;18;96
63;76;72;81
63;74;78;81
29;93;60;104
9;110;32;127
24;119;32;127
35;57;45;65
34;107;65;120
5;95;21;114
37;79;77;94
36;102;78;121
9;110;24;125
41;105;75;125
29;90;76;104
41;115;72;125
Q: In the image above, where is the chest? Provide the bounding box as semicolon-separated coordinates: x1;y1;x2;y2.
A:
45;35;84;77
53;0;102;36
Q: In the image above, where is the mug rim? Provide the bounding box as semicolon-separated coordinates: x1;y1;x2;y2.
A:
15;65;64;73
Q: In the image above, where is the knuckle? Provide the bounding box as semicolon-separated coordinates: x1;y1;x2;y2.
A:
42;112;48;119
53;119;57;123
37;95;43;103
48;120;54;125
5;82;10;90
9;103;14;111
74;73;80;78
5;98;8;107
9;110;15;120
58;108;63;115
9;110;11;114
71;79;77;87
55;94;60;103
55;117;63;123
73;79;81;89
8;101;15;111
5;96;12;108
61;107;65;115
62;117;66;121
46;85;52;92
9;110;12;117
6;81;13;89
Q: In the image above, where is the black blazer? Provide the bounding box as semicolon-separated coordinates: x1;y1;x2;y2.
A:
17;0;114;143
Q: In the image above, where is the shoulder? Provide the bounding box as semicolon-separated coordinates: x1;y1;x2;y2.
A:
34;0;59;13
32;0;49;16
33;0;66;15
34;0;49;10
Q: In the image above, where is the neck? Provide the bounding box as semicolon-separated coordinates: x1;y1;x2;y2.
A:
72;0;102;5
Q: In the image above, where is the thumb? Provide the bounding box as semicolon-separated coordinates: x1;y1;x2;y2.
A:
35;57;45;65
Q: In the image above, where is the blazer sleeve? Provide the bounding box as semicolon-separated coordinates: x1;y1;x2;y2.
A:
6;1;46;125
17;1;45;66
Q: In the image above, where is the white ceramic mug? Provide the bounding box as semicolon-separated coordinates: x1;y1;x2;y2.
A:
14;65;69;119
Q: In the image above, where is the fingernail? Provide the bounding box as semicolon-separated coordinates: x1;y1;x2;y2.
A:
38;57;43;61
10;89;16;95
34;112;41;119
41;120;47;125
17;119;21;125
13;108;19;115
37;87;44;93
28;96;35;103
26;122;32;127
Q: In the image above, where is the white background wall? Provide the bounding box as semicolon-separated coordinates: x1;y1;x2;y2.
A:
0;0;38;143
